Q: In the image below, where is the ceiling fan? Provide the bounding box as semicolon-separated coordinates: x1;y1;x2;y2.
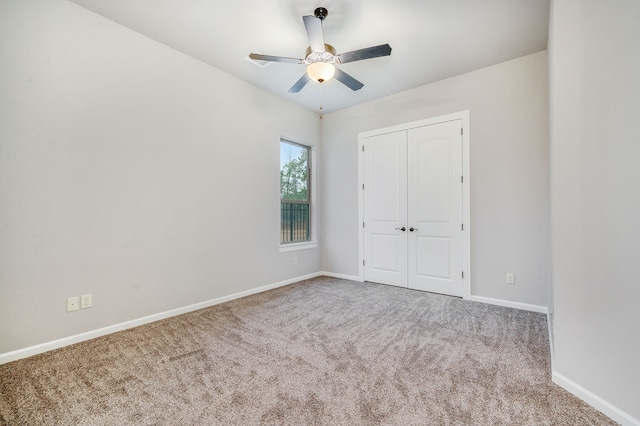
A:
249;7;392;93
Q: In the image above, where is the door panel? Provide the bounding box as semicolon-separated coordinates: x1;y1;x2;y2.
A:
363;131;408;287
416;236;451;279
371;146;401;221
416;138;451;223
408;121;463;296
370;234;402;272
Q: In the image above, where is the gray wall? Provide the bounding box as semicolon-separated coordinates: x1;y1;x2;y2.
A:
320;51;550;307
549;0;640;421
0;0;321;354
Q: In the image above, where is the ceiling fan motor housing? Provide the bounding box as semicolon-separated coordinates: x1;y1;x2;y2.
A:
314;7;328;20
305;44;336;64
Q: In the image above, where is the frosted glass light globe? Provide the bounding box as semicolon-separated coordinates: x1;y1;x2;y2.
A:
307;62;336;83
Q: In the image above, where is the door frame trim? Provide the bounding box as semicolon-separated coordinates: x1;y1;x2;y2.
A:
357;110;471;299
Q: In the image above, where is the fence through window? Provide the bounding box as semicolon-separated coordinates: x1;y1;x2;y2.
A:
281;202;310;243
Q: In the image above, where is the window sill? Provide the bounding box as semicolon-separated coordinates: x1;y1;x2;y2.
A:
279;241;318;253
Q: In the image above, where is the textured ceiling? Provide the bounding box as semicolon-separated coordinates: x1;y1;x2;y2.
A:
69;0;550;113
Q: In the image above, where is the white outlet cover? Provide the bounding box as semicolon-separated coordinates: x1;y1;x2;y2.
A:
81;294;92;309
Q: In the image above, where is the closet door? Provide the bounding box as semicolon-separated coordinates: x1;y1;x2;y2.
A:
362;131;408;287
407;120;463;296
362;119;464;297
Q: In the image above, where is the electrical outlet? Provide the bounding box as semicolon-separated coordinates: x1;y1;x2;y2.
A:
67;296;79;312
506;273;515;284
81;294;92;309
293;256;298;265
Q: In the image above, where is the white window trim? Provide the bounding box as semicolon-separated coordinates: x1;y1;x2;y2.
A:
279;241;318;253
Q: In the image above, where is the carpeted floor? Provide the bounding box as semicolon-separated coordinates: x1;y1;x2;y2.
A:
0;277;616;425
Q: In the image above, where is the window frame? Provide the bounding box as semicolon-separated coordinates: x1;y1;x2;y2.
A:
279;138;317;252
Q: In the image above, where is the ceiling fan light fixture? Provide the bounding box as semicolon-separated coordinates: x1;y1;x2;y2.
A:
307;61;335;83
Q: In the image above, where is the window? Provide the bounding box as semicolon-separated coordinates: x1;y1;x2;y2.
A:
280;140;310;244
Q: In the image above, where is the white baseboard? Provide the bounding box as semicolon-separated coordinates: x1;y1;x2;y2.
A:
552;371;640;426
469;295;549;314
0;272;322;365
319;271;361;282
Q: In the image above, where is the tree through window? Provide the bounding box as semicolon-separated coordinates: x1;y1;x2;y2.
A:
280;140;310;243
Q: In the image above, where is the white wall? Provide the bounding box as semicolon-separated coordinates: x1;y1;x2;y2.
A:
0;0;320;355
549;1;640;423
320;51;550;307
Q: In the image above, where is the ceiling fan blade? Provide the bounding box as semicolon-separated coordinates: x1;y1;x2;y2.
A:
249;53;304;64
335;44;392;64
334;68;364;91
289;73;311;93
303;15;325;53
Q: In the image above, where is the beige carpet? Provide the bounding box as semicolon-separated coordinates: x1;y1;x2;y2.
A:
0;277;616;425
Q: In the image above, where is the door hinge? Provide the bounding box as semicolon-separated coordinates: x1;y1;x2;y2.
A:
362;146;365;152
362;184;365;190
462;271;464;279
461;176;463;183
461;128;463;135
363;222;365;228
461;223;464;231
363;259;366;266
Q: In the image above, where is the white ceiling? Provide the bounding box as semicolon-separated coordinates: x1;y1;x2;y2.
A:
69;0;550;114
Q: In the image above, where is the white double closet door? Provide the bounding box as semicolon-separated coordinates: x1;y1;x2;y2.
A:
363;119;463;297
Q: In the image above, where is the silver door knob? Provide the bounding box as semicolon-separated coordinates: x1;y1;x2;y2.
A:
409;227;418;232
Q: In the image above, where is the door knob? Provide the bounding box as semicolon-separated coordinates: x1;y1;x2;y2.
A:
395;227;406;231
409;227;418;232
